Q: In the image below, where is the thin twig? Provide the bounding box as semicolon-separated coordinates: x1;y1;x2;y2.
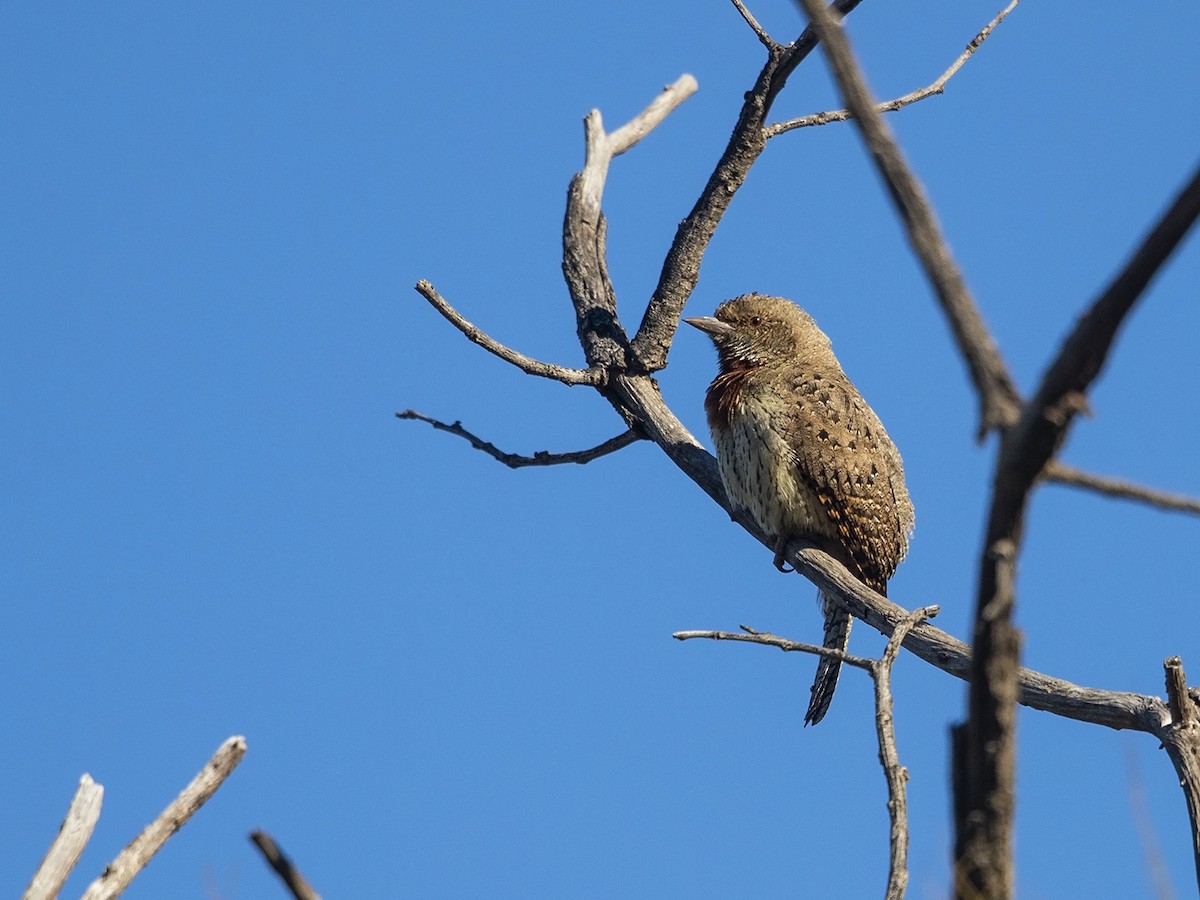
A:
768;1;1019;135
629;0;865;372
874;605;937;900
413;280;603;387
1043;461;1200;516
80;736;248;900
673;625;877;671
24;775;104;900
1009;161;1200;492
397;410;642;468
250;831;322;900
608;75;700;157
792;0;1021;439
731;0;778;49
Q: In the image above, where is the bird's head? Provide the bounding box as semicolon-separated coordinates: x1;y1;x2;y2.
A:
684;293;832;369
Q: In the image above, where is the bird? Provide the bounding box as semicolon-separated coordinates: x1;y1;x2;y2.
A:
685;294;914;725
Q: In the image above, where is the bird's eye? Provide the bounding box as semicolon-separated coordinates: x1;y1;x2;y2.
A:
749;316;762;326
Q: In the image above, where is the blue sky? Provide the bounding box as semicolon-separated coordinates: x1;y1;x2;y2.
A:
4;3;1199;897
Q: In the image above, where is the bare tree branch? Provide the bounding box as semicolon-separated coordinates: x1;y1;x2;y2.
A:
1161;657;1200;895
24;774;104;900
876;606;937;900
673;624;878;670
250;831;322;900
413;280;603;386
629;0;865;372
792;0;1021;439
564;77;698;373
960;160;1200;897
731;0;779;49
80;736;248;900
1043;461;1200;516
607;76;701;158
767;1;1019;135
679;607;935;900
396;410;642;468
1007;161;1200;496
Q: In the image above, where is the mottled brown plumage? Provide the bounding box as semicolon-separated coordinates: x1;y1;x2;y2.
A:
685;294;914;725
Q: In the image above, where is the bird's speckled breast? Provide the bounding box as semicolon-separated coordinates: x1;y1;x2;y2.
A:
713;390;828;543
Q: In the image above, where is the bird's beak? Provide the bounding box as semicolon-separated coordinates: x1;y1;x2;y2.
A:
683;316;734;339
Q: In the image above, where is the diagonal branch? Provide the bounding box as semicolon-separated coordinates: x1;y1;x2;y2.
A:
1043;461;1200;516
1006;161;1200;496
397;410;642;468
24;775;104;900
414;281;602;386
630;0;865;372
250;831;322;900
964;162;1200;895
767;1;1019;136
792;0;1021;440
731;0;779;49
81;736;247;900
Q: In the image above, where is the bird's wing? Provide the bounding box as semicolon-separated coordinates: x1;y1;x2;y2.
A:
772;372;910;590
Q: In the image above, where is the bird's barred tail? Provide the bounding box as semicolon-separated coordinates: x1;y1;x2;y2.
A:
804;591;852;726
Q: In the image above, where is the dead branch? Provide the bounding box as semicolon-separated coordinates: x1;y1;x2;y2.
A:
413;280;603;387
767;1;1019;135
1043;461;1200;516
679;606;937;900
731;0;778;49
250;831;322;900
1005;161;1200;500
791;0;1022;440
80;736;248;900
961;160;1200;897
1159;658;1200;893
629;0;865;372
876;606;937;900
673;625;878;670
396;410;642;468
24;775;104;900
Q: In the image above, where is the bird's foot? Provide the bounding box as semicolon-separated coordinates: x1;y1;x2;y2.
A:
772;543;794;573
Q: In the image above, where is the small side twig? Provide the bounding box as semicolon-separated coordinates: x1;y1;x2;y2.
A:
250;831;322;900
731;0;778;49
767;1;1019;135
80;736;248;900
397;410;642;468
413;280;603;387
873;605;938;900
1043;461;1200;516
792;0;1021;439
24;774;104;900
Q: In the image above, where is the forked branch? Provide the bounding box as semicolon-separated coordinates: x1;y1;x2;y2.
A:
792;0;1022;439
768;1;1019;135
